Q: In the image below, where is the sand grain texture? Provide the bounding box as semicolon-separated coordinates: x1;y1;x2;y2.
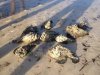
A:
0;0;100;75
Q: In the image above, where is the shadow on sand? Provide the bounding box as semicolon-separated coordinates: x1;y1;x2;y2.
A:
10;0;94;75
0;0;64;30
0;0;64;58
0;0;94;75
0;0;53;18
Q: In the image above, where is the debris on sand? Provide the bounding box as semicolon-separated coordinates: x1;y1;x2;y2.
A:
40;30;59;42
13;43;36;58
48;45;79;64
82;41;90;51
41;20;53;30
79;54;100;71
66;24;89;38
0;62;10;72
82;42;90;47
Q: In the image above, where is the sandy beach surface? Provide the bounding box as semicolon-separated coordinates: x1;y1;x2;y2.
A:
0;0;100;75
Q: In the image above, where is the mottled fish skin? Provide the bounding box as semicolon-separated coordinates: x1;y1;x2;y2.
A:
48;45;79;64
66;25;88;38
41;20;53;30
40;30;59;42
12;25;39;44
13;43;36;58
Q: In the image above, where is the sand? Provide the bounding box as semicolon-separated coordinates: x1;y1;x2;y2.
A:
0;0;100;75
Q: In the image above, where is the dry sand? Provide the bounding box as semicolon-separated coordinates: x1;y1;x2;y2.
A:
0;0;100;75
